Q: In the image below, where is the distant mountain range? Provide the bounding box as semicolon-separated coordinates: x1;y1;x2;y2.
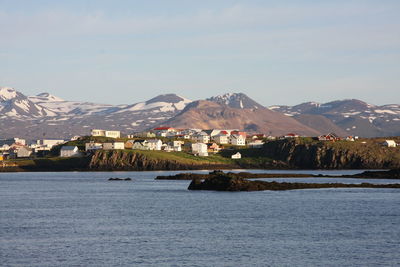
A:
270;100;400;137
0;86;399;139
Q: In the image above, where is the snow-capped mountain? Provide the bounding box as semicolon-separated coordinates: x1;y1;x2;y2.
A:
1;87;399;138
0;87;56;118
270;99;400;137
28;92;117;116
0;87;193;139
207;93;264;109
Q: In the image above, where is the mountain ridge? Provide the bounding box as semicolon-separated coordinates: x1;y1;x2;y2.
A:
1;87;399;138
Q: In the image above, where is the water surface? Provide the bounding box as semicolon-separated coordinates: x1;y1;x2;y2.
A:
1;170;399;266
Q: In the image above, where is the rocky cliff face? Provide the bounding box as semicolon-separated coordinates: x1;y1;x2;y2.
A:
262;139;400;169
89;150;232;171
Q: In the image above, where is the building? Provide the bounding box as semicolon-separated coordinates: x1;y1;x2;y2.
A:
230;135;246;146
164;144;182;152
70;136;81;141
203;129;223;137
231;152;241;159
318;133;340;141
153;127;175;137
192;132;210;143
85;142;103;151
231;131;247;138
131;140;150;150
147;139;163;151
91;129;106;136
91;129;121;138
248;140;265;148
284;133;299;138
213;133;229;144
208;143;221;153
60;146;80;157
128;132;156;138
16;147;33;158
165;140;183;152
37;139;65;148
0;138;26;146
191;143;208;156
103;142;125;150
384;140;397;147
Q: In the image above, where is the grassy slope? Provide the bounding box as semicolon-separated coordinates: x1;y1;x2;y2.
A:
106;149;235;165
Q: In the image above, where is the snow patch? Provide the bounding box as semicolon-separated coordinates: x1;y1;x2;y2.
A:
0;87;17;101
374;109;398;115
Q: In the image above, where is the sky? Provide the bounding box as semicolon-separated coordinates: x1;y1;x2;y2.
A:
0;0;399;106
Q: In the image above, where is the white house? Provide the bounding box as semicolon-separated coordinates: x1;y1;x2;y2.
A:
105;131;121;138
165;144;182;152
164;140;183;152
91;129;121;138
248;140;265;148
60;146;80;157
37;139;65;148
384;140;397;147
147;139;163;151
85;142;103;151
16;147;32;158
131;140;150;150
103;142;125;150
192;132;210;143
153;127;175;137
213;133;229;144
191;143;208;156
91;129;106;136
230;135;246;146
231;152;242;159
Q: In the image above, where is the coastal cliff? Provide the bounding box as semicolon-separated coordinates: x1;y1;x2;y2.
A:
2;138;399;172
89;139;400;170
259;138;400;169
89;150;234;171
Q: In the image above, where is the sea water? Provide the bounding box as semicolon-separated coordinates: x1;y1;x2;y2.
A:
1;170;399;266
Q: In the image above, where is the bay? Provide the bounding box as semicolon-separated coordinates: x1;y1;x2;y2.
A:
1;170;399;267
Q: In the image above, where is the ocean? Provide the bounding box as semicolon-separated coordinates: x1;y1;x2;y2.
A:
1;170;399;266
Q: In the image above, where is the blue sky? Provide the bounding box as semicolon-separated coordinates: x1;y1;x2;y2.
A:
1;0;399;105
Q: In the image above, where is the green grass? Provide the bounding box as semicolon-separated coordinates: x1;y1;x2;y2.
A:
123;150;235;165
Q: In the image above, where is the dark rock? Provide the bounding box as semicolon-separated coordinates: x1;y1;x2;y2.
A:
188;172;400;191
156;170;314;180
108;177;132;181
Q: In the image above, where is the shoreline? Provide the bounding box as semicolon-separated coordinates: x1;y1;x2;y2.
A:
1;166;399;181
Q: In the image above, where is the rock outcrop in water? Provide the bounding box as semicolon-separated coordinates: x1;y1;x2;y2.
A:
156;170;315;180
343;169;400;179
187;172;400;191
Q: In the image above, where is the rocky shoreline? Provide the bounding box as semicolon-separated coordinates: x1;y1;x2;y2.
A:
187;171;400;191
156;169;400;180
156;170;317;180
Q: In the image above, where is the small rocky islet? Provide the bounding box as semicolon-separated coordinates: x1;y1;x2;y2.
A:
108;177;132;181
157;170;400;192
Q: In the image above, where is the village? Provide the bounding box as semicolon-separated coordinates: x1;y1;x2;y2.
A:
0;127;398;162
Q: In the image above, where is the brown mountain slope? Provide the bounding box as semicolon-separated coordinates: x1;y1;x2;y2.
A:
293;114;348;136
163;100;322;136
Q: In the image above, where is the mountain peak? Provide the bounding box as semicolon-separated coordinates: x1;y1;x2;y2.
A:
34;92;64;102
0;87;18;101
146;93;191;104
207;92;264;109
